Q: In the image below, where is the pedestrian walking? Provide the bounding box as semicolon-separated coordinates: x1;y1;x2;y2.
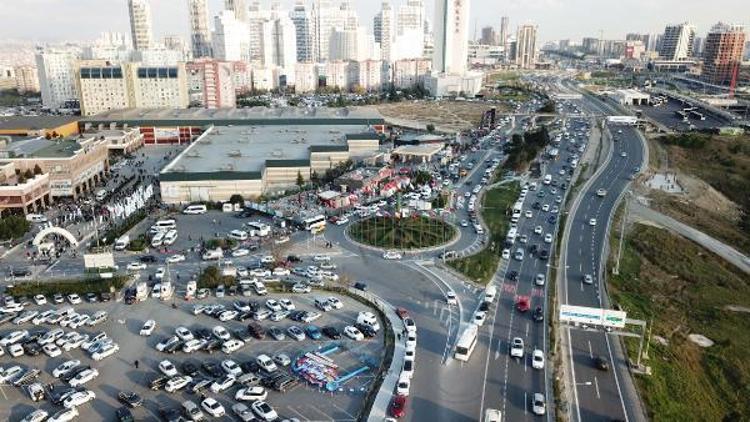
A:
134;360;139;369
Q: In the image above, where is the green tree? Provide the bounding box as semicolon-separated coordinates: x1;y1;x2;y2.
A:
229;194;244;205
296;171;305;188
33;164;43;175
426;123;435;133
23;169;33;179
0;215;31;241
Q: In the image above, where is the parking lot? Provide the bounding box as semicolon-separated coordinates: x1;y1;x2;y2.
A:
0;287;385;421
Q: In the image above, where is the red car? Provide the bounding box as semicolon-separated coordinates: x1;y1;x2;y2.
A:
516;295;530;313
395;308;410;320
389;395;407;418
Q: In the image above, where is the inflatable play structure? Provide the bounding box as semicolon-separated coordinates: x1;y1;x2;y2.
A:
291;345;370;392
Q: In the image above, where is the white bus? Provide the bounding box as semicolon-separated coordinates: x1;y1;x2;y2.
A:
454;324;479;361
303;215;327;232
247;221;271;237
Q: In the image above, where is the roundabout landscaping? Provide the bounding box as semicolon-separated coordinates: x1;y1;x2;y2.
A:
347;216;457;250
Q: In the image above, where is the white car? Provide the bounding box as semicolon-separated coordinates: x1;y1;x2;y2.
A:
67;294;82;305
232;248;250;257
327;296;343;309
279;298;295;311
213;326;231;341
166;254;186;264
53;360;81;378
9;343;24;357
532;349;545;369
396;377;411;396
405;333;417;351
154;267;166;280
69;368;99;387
344;325;364;341
201;397;226;417
218;310;238;321
251;401;279;422
222;359;243;376
43;343;62;357
256;354;277;373
33;295;47;305
1;330;28;346
510;337;525;359
542;204;550;212
140;320;156;336
127;262;147;271
63;390;95;408
473;310;487;326
589;218;597;226
47;407;79;422
535;273;546;286
383;251;402;260
20;409;48;422
265;299;282;312
210;375;236;393
544;233;553;243
156;335;180;352
312;255;330;262
534;225;543;235
182;339;206;353
158;360;178;377
232;403;256;422
165;375;192;393
175;326;194;341
532;393;546;415
272;267;290;276
446;291;458;305
235;386;268;401
0;366;23;383
501;249;510;259
525;210;533;218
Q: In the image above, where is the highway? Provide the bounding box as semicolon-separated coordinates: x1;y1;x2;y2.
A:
562;92;647;422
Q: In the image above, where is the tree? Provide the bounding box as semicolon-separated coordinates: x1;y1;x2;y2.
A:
426;124;435;133
33;164;43;175
229;194;244;205
310;171;320;187
0;215;30;241
296;171;305;188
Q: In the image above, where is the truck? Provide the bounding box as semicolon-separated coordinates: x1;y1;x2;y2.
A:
202;248;223;261
135;281;149;302
160;282;174;301
114;235;130;251
185;280;197;300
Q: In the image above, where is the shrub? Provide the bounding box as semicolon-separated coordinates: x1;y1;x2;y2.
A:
7;275;127;297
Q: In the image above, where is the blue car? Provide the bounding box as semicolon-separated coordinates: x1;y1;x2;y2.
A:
548;215;557;224
305;325;322;340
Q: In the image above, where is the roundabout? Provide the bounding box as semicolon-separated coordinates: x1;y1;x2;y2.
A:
347;216;458;251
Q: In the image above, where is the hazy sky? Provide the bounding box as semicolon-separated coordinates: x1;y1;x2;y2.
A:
0;0;748;44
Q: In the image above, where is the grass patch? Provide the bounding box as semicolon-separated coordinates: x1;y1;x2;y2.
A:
98;210;147;246
608;223;750;421
448;183;520;284
197;266;235;289
7;275;128;297
348;216;455;250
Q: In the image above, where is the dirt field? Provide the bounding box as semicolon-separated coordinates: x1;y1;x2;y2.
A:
375;100;503;133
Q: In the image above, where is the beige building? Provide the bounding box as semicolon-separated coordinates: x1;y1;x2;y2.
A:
348;60;384;92
13;65;40;93
392;58;431;88
0;161;52;216
294;62;318;93
187;59;237;108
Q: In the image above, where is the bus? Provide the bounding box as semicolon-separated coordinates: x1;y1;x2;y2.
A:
303;215;327;232
454;324;479;361
689;110;706;121
247;221;271;237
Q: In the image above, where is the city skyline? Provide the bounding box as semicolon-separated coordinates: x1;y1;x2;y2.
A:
1;0;748;45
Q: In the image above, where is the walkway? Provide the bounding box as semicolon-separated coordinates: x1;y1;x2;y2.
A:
628;202;750;275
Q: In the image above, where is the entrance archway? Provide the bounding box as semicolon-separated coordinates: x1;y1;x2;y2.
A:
32;226;79;248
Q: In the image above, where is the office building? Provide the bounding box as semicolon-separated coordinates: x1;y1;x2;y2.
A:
500;16;510;49
188;0;213;58
128;0;153;51
36;50;79;110
348;60;384;92
703;23;746;86
374;2;394;62
659;22;695;60
225;0;248;23
515;24;538;69
271;15;298;85
213;10;250;62
187;59;237;108
290;0;315;63
481;26;499;45
14;65;40;93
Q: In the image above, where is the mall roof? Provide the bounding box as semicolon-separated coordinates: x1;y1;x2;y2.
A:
83;107;385;127
2;136;83;158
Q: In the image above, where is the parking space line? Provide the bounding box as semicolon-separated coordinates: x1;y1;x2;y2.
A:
330;402;357;419
0;385;7;400
285;406;311;421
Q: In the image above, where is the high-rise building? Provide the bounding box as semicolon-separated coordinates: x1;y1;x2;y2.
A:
392;57;431;88
13;65;40;93
128;0;153;51
396;0;424;59
271;15;298;69
432;0;469;75
692;36;705;57
499;16;510;49
188;0;213;58
374;2;394;62
480;26;498;45
702;22;746;86
187;58;237;108
224;0;248;23
213;11;250;62
290;0;315;63
659;22;695;60
515;24;538;69
35;50;79;109
582;37;600;55
76;62;130;116
128;64;189;108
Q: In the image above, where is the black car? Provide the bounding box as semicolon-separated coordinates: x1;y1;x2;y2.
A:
533;306;544;322
594;356;609;371
228;285;238;296
322;326;342;340
85;292;98;303
528;244;538;255
289;310;305;322
159;407;183;422
194;328;213;340
163;340;183;354
202;339;221;354
22;341;42;356
247;322;265;339
233;328;253;342
355;323;377;338
47;385;78;405
479;302;490;312
353;282;368;291
139;255;157;263
100;292;112;302
539;250;549;260
118;391;144;408
240;361;261;374
547;215;557;224
202;361;224;378
181;361;200;377
61;365;91;383
286;255;302;263
532;202;541;210
236;311;253;322
116;406;134;422
507;270;519;281
149;375;169;390
0;313;15;324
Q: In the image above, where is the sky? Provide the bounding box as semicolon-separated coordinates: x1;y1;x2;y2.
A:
0;0;748;45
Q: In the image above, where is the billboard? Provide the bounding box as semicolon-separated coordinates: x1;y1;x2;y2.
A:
559;304;627;329
84;252;115;269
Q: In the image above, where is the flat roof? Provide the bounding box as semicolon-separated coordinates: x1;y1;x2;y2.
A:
84;107;385;127
393;143;444;157
0;115;79;131
2;136;83;158
162;123;372;175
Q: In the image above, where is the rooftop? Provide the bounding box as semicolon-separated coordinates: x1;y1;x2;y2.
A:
84;107;384;127
162;122;376;175
0;115;80;132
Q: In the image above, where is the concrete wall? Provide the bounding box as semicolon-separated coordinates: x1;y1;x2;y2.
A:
160;178;263;204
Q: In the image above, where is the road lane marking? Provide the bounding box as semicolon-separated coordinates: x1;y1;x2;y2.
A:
588;340;593;359
594;376;601;399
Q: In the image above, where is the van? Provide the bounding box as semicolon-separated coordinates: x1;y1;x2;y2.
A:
95;189;107;201
356;311;381;332
153;219;177;231
484;286;497;303
228;230;248;241
202;248;223;261
543;175;552;185
114;235;130;251
222;203;234;213
183;204;207;215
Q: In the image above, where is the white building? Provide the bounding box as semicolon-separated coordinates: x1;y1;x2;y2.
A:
272;15;298;68
224;0;248;23
76;63;130;116
36;50;79;109
188;0;213;58
133;47;186;66
374;2;394;62
295;62;318;92
392;58;430;89
320;60;349;90
397;0;424;57
128;0;153;51
290;0;315;63
312;0;352;62
348;60;384;91
187;59;236;108
213;10;250;62
659;22;695;60
515;24;538;69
